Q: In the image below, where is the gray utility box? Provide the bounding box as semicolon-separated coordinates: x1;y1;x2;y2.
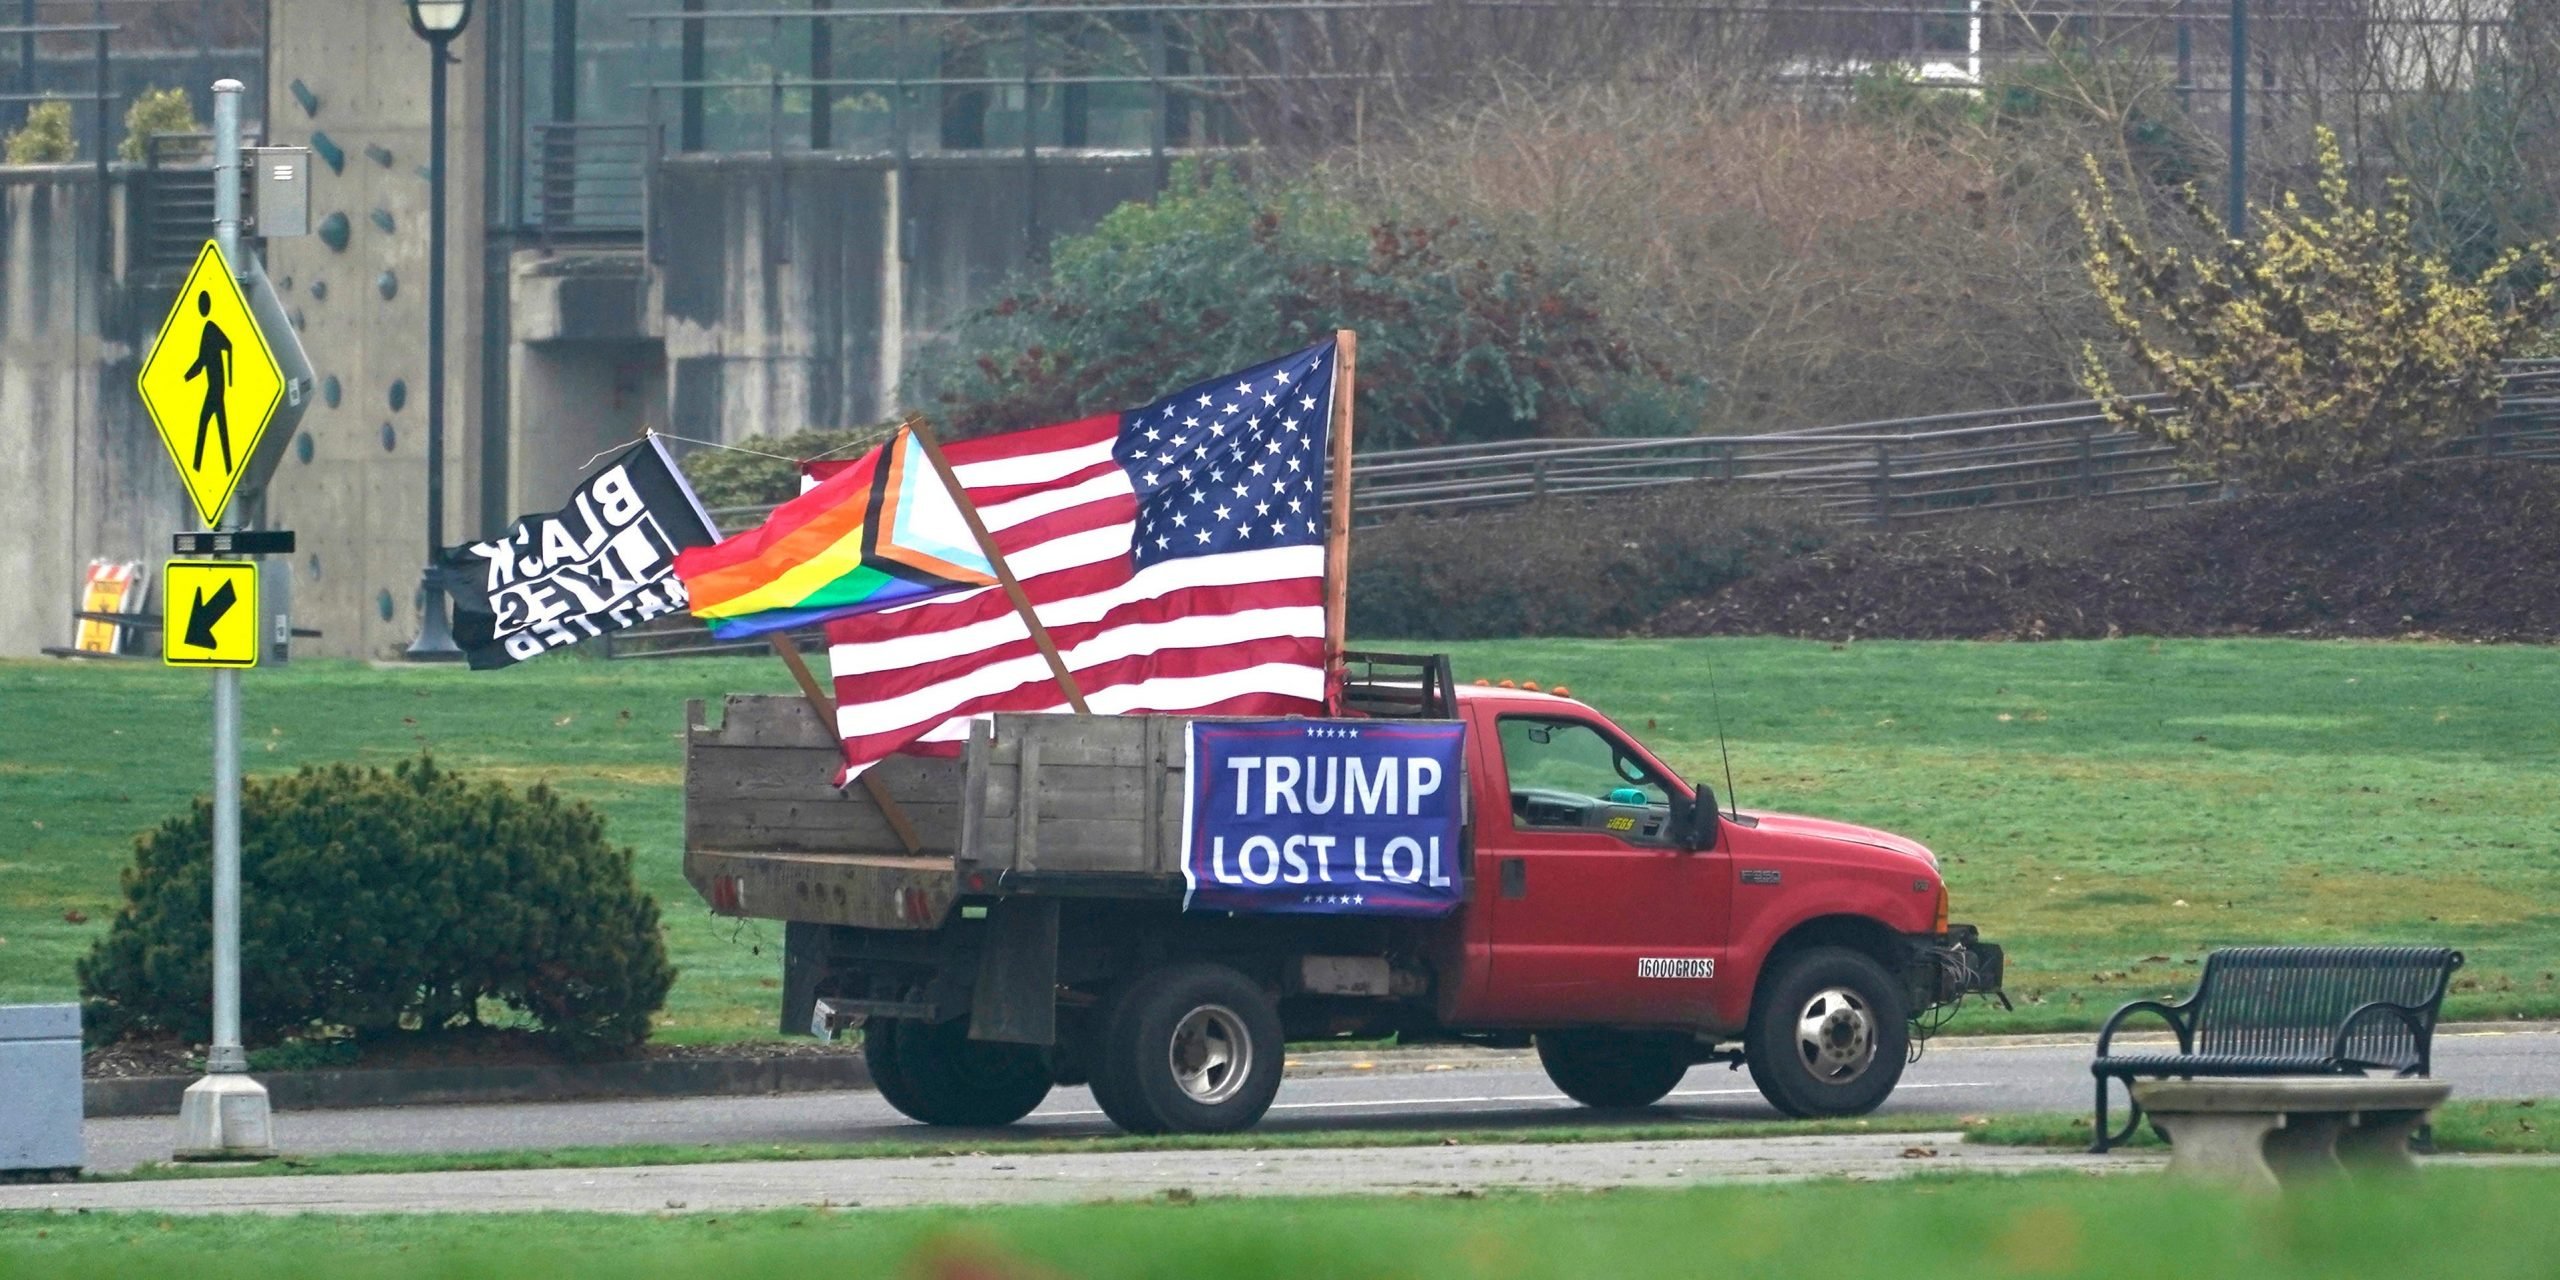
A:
0;1004;84;1176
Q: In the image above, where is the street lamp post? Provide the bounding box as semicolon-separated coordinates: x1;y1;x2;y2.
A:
401;0;473;660
2228;0;2248;239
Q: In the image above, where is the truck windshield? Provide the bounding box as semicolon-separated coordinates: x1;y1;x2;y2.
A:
1496;716;1671;832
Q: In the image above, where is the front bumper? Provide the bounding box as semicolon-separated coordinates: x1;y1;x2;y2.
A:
1906;923;2006;1011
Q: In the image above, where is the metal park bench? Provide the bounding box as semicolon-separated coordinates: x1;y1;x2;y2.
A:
2090;946;2464;1153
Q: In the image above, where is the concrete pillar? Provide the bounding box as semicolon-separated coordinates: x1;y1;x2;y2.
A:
261;1;490;659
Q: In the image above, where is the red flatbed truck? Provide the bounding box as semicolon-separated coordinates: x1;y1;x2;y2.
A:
684;652;2004;1134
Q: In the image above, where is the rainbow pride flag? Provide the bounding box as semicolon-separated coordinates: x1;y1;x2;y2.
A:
674;426;997;640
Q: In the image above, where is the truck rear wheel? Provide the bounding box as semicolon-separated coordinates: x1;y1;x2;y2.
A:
1535;1030;1692;1109
1743;947;1908;1118
864;1017;1053;1127
1086;962;1283;1135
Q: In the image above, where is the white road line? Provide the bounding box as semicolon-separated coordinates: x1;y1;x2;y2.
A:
1032;1081;1998;1121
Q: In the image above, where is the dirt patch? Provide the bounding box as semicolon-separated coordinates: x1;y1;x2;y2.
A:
1652;461;2560;642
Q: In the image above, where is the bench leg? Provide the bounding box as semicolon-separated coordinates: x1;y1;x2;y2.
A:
2261;1113;2348;1187
2092;1077;2144;1155
2337;1109;2432;1175
2091;1078;2110;1154
2149;1110;2284;1194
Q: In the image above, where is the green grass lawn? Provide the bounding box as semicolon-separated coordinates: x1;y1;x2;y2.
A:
0;655;798;1042
12;1168;2560;1279
1434;636;2560;1030
6;637;2557;1044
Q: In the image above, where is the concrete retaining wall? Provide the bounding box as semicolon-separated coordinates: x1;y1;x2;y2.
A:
0;171;183;661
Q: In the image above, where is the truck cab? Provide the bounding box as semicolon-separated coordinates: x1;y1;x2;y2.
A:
1433;682;1991;1117
682;654;2003;1135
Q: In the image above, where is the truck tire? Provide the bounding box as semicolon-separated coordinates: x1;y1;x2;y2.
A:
865;1017;1053;1127
1743;947;1909;1118
1086;962;1283;1135
1535;1030;1692;1109
862;1020;927;1119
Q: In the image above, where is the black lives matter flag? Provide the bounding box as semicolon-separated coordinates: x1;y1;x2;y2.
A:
443;436;721;669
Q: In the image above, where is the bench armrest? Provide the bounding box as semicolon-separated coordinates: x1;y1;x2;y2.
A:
2332;1000;2431;1073
2095;998;2193;1059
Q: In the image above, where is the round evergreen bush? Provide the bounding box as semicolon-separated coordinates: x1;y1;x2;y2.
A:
78;756;674;1055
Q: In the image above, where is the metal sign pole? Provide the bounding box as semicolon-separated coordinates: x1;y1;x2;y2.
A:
175;77;274;1162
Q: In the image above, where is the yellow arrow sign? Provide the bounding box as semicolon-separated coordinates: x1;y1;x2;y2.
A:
139;242;286;528
163;560;261;668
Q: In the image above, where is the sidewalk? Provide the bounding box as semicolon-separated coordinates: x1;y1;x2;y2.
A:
0;1132;2149;1216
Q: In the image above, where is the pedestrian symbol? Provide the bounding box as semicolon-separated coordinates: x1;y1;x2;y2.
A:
162;560;261;668
186;290;237;471
140;242;285;527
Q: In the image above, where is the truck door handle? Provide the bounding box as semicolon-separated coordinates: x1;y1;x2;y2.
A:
1499;858;1526;899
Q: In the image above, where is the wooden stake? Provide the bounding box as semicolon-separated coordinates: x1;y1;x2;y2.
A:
769;630;922;855
1322;329;1358;705
907;422;1091;714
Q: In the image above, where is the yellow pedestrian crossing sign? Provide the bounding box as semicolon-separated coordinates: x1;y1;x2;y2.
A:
140;242;287;527
163;560;260;668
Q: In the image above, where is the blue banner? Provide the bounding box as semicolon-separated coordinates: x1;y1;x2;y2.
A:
1182;720;1468;916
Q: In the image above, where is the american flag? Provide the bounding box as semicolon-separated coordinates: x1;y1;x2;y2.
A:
823;338;1338;783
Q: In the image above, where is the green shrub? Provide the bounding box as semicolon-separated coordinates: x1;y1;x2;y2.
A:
678;425;896;511
78;756;674;1055
4;100;76;164
119;87;200;162
2079;126;2560;491
912;162;1678;449
1349;487;1829;639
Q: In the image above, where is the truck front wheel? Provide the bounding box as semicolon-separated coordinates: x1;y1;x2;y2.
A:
1743;947;1909;1118
1087;962;1284;1135
864;1017;1054;1127
1535;1030;1692;1109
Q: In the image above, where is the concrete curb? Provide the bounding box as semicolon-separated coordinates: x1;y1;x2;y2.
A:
85;1054;873;1119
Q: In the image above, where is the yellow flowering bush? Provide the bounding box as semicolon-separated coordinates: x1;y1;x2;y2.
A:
2078;126;2560;491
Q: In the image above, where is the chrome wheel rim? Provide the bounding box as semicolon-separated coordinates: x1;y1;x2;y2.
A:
1794;986;1876;1083
1168;1004;1252;1105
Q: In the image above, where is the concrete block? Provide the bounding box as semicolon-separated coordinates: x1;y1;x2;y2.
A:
2134;1077;2452;1192
174;1073;277;1162
0;1003;85;1174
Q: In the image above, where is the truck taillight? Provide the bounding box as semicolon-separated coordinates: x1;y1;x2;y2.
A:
896;886;933;924
1933;882;1950;935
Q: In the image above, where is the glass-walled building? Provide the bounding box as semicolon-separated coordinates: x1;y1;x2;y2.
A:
497;1;1246;237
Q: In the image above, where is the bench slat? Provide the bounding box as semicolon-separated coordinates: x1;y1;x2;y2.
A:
2189;946;2460;1072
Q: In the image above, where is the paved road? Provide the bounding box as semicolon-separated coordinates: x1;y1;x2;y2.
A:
74;1027;2560;1175
10;1132;2156;1216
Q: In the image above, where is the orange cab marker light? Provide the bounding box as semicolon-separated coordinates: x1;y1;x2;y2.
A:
1552;686;1571;699
1473;678;1490;686
1523;681;1543;692
1498;679;1517;689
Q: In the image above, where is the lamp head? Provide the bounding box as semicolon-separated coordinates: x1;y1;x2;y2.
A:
406;0;472;40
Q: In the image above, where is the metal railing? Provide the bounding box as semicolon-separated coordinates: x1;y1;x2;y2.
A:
528;121;652;241
1355;367;2560;524
596;365;2560;658
0;17;115;256
1348;396;2202;526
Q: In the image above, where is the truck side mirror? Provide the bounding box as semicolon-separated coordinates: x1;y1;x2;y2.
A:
1674;793;1718;852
